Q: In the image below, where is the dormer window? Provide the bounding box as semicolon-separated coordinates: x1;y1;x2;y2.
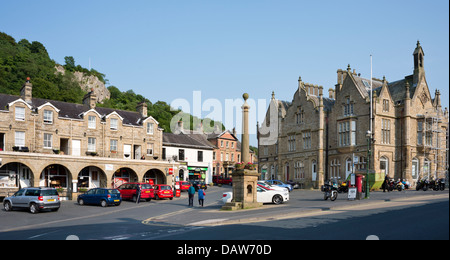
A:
88;116;96;129
44;110;53;124
15;107;25;121
147;122;154;135
110;118;118;130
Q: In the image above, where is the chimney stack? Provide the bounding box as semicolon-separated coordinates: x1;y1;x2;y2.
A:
136;102;148;118
21;77;33;104
83;88;97;109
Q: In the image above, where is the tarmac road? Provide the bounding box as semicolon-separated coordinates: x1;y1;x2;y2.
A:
0;186;448;240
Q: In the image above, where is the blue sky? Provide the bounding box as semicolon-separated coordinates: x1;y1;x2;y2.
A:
1;0;449;145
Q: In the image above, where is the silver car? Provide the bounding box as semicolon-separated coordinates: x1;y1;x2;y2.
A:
3;187;60;214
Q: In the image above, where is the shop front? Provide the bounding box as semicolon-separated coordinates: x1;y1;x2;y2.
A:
188;167;208;181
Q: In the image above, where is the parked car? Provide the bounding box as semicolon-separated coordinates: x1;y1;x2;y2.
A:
258;181;289;192
192;181;208;191
3;187;60;214
222;185;289;205
77;188;122;207
154;184;174;200
213;175;233;185
286;180;301;189
179;181;190;191
265;180;293;192
118;182;154;202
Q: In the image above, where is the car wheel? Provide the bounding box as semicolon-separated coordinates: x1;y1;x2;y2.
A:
78;199;85;206
100;200;107;207
4;201;12;212
29;203;39;214
272;195;283;205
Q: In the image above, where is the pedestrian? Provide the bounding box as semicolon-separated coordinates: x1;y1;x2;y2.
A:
135;184;141;204
198;187;205;207
382;175;389;192
188;183;195;207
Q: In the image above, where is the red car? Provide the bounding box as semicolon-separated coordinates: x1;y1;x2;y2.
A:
154;184;174;200
118;182;154;202
179;181;190;191
213;175;233;185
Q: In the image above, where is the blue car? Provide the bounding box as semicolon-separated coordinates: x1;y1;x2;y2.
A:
77;188;122;207
266;180;293;192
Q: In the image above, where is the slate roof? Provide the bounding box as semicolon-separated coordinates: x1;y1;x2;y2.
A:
163;133;214;150
0;93;146;126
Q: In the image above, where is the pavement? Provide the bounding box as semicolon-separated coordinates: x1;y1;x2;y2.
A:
141;185;449;228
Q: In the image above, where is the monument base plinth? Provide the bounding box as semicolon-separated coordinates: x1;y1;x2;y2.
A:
221;169;263;211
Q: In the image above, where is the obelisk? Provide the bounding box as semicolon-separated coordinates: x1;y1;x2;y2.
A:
241;93;250;164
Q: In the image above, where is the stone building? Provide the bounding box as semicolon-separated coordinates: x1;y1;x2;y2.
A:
258;42;448;189
0;79;178;199
162;132;214;183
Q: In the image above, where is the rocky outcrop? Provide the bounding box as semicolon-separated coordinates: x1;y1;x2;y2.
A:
55;65;110;103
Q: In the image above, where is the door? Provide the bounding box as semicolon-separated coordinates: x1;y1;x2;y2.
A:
0;133;4;151
72;140;81;156
134;145;141;160
10;189;26;208
256;186;271;203
311;161;317;181
345;158;352;179
84;189;96;204
285;163;289;182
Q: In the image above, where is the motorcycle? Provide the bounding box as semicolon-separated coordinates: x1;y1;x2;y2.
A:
395;180;405;191
416;177;429;191
433;178;446;191
337;181;348;193
387;179;396;192
321;180;338;201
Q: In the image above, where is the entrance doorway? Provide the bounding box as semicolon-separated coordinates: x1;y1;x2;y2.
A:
143;169;166;184
72;140;81;156
0;133;4;151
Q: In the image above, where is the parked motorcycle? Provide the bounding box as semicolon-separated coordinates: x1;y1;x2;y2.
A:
434;178;446;191
337;181;348;193
437;178;445;190
416;177;429;191
321;180;338;201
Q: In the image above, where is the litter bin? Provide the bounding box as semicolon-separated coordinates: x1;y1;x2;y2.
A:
175;189;181;198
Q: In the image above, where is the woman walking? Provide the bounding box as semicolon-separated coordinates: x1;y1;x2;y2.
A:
198;187;205;207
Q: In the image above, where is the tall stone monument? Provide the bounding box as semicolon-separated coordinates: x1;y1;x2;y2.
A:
222;93;262;210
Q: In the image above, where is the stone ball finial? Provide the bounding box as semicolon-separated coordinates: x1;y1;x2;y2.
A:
243;93;249;101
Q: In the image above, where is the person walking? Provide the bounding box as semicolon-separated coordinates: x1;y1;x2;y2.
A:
198;187;205;207
135;184;141;204
382;175;390;192
188;183;195;207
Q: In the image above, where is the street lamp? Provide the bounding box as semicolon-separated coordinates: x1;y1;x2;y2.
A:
365;130;372;199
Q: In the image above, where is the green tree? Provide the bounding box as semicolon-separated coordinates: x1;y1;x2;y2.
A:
64;56;75;71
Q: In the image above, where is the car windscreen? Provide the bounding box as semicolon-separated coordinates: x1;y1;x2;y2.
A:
141;184;152;190
40;189;59;196
108;189;120;194
160;185;171;190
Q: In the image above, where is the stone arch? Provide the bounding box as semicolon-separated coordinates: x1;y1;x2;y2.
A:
39;164;72;189
143;168;166;184
77;166;108;189
0;162;34;188
111;167;138;188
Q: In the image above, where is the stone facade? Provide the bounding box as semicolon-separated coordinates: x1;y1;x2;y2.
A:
258;42;449;189
0;81;177;198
